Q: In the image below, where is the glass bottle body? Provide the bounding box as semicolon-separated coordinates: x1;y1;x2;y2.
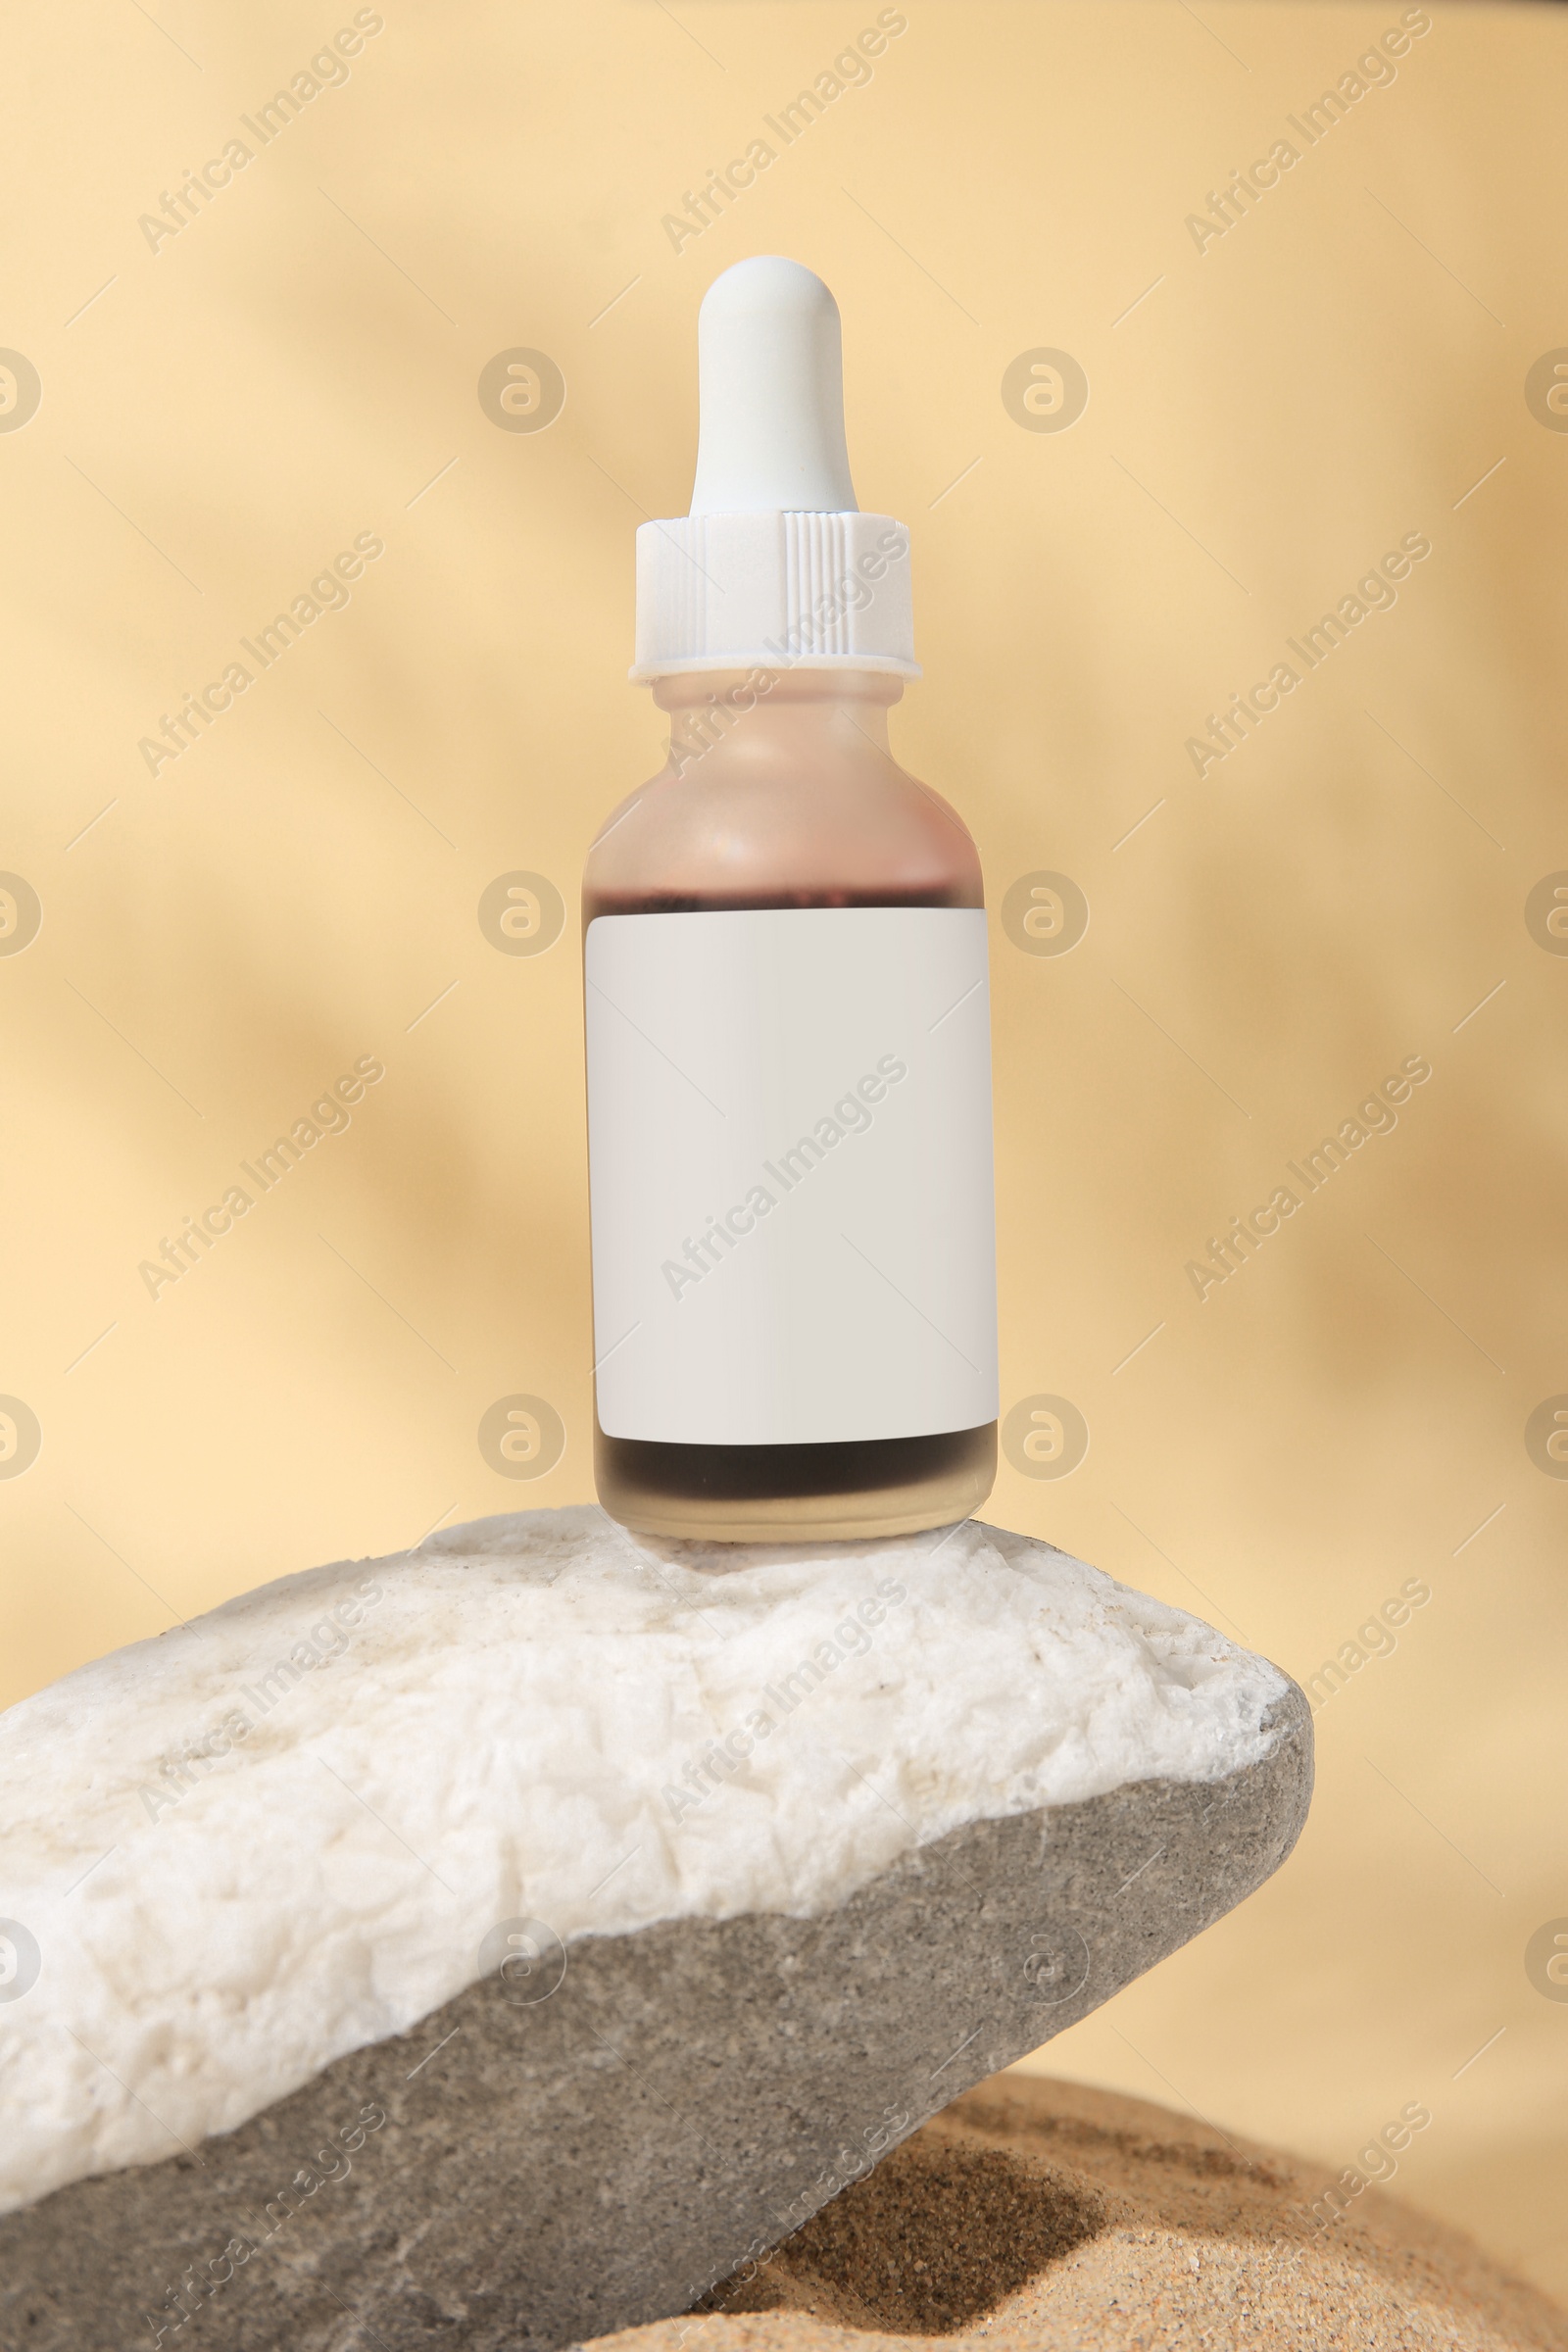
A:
583;668;996;1541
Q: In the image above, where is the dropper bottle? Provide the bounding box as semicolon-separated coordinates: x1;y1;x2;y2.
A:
583;255;998;1541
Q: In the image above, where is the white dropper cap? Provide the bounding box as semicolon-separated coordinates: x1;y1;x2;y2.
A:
689;256;858;514
631;255;917;681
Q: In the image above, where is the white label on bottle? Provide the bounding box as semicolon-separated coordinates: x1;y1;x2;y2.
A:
585;906;998;1447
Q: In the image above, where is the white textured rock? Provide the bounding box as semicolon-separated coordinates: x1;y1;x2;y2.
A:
0;1506;1288;2218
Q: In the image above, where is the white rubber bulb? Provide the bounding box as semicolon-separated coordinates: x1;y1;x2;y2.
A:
688;255;859;516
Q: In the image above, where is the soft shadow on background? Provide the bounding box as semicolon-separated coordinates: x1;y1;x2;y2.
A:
1;0;1564;2304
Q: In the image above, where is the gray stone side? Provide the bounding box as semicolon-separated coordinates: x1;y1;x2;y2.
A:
0;1687;1311;2352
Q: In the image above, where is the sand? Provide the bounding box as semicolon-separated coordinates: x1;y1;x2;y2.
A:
597;2074;1566;2352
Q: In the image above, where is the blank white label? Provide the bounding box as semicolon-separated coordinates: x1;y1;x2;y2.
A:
584;906;998;1446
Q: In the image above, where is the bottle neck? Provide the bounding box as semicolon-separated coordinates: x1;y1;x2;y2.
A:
652;667;902;773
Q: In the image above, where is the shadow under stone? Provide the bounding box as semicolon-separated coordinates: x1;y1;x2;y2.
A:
698;2141;1107;2334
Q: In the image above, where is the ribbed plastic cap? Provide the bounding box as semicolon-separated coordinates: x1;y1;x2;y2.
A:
631;257;917;681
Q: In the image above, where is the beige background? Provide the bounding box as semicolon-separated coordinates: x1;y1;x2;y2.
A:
2;0;1565;2302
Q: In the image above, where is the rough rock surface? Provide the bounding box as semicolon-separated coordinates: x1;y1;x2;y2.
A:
0;1507;1294;2211
0;1511;1312;2349
606;2073;1566;2352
